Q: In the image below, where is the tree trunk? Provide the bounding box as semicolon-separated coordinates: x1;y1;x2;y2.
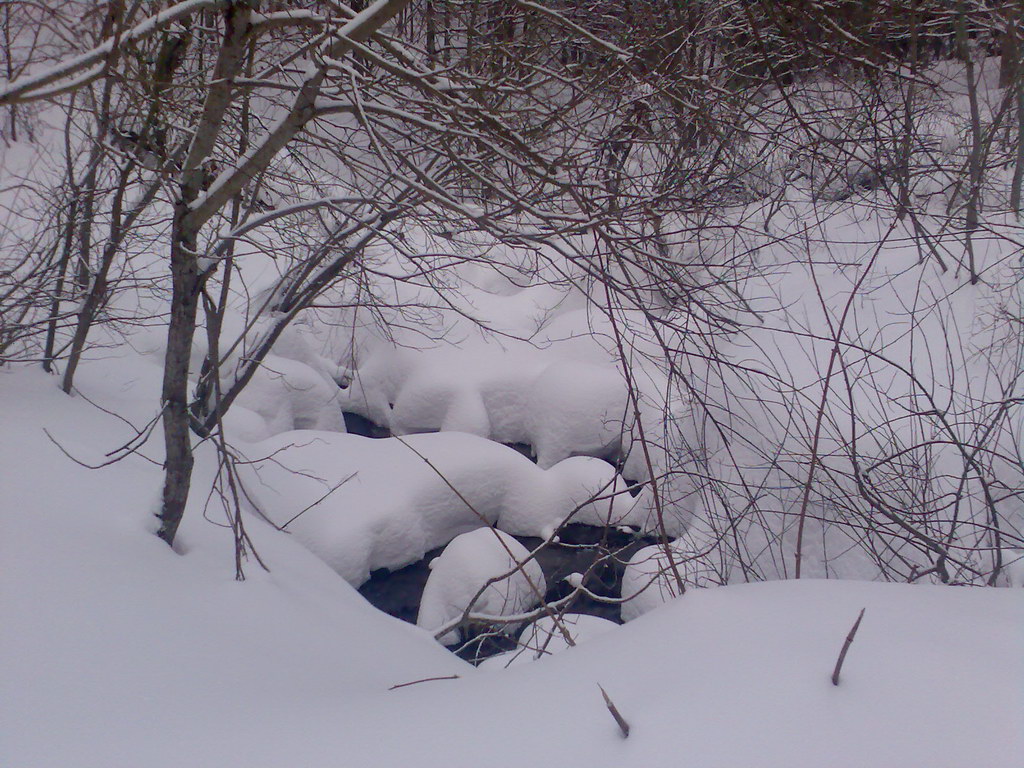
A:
957;0;982;283
42;199;77;373
897;0;920;220
1000;9;1020;89
155;0;414;546
156;2;253;545
62;161;134;393
157;216;204;546
1011;72;1024;214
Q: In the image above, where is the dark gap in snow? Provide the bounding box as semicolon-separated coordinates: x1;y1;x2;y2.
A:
548;523;645;548
358;523;662;664
454;633;518;664
521;524;660;612
358;543;446;624
503;441;536;462
342;411;391;438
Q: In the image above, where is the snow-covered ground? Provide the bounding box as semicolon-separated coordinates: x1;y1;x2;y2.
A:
3;49;1023;766
2;350;1022;767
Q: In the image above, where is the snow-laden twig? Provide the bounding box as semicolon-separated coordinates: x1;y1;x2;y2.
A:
433;593;578;640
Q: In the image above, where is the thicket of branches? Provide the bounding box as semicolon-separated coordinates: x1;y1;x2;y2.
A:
1;1;1021;598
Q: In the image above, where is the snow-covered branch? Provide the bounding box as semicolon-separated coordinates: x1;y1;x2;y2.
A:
186;0;415;229
0;0;229;105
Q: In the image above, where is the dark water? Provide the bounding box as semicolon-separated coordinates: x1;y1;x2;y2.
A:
357;523;661;663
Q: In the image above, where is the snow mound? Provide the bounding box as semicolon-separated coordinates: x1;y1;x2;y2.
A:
518;613;619;658
525;361;628;468
417;528;546;645
340;346;659;476
621;536;718;622
248;431;528;585
249;431;656;586
497;454;636;537
135;310;347;441
233;354;346;437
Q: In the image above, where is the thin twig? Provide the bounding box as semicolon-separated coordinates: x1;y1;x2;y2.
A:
388;674;460;691
831;607;866;686
279;471;358;530
598;683;630;738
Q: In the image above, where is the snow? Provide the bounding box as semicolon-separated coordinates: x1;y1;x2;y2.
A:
620;536;719;622
2;44;1023;768
1004;550;1024;589
3;209;1019;768
417;527;546;645
496;454;635;536
0;365;465;764
525;360;629;468
325;245;674;486
1;360;1022;767
232;353;347;436
247;429;649;585
338;338;676;497
3;367;1021;766
341;347;635;461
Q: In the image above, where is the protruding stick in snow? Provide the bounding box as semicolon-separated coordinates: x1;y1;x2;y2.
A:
831;608;866;686
387;674;460;691
598;683;630;738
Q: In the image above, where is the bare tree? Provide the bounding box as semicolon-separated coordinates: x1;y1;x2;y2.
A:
1;0;1020;593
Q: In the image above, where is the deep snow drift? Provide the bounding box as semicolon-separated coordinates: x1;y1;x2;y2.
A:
2;357;1022;768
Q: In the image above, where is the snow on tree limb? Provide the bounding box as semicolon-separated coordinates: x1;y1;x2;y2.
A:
511;0;632;61
218;197;373;244
249;10;329;32
0;0;230;105
186;0;415;230
2;63;108;106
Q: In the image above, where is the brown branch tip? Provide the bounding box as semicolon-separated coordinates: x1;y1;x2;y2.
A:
598;683;630;738
831;607;866;686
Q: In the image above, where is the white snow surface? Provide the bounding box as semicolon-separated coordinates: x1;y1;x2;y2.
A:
2;364;1022;767
247;429;645;586
339;347;655;477
620;537;719;622
417;527;546;644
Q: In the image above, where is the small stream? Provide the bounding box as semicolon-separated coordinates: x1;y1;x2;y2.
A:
358;523;660;663
343;410;661;663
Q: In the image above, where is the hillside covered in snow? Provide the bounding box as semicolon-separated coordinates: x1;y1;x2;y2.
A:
1;1;1022;766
